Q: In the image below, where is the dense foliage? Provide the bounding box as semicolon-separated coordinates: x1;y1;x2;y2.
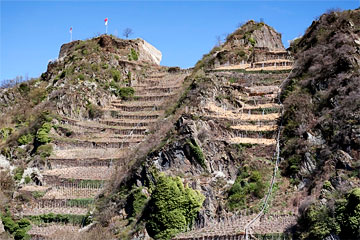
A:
145;174;204;240
227;166;266;210
1;213;31;240
296;188;360;240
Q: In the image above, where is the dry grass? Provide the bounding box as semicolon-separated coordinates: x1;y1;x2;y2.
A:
228;137;276;145
230;125;277;131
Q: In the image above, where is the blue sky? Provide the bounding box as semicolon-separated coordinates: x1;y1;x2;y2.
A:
0;1;359;82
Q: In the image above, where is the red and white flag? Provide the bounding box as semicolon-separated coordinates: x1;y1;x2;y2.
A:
70;27;72;33
104;18;108;26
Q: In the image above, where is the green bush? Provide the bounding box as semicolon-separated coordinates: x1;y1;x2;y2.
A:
0;127;13;141
86;103;103;119
32;191;45;199
91;64;99;72
14;228;30;240
1;215;31;239
36;144;53;159
13;167;24;182
24;176;31;184
229;78;236;84
66;198;94;207
249;37;256;46
36;122;52;144
2;216;18;233
128;48;139;61
27;213;85;225
101;63;108;69
146;174;205;240
116;87;135;100
18;83;30;94
17;133;34;145
111;69;121;82
296;188;360;240
227;168;266;210
127;186;148;218
186;139;206;169
77;74;85;80
16;219;30;229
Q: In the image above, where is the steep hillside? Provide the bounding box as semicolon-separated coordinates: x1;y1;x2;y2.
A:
0;34;189;240
93;21;296;240
281;9;360;240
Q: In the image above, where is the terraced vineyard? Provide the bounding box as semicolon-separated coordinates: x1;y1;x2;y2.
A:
174;56;295;239
22;68;188;239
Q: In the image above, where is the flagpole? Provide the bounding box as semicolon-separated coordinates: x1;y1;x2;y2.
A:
106;24;108;35
70;27;73;42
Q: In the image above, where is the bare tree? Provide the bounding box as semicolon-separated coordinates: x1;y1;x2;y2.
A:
215;35;222;47
237;22;245;28
123;28;133;39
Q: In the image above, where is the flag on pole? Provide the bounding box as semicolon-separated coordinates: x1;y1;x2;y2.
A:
69;27;73;42
104;18;108;26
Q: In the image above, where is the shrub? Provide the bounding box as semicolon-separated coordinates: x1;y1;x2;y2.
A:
101;63;108;69
66;198;94;207
0;127;13;141
249;37;256;46
27;213;85;225
18;83;30;94
17;133;34;145
32;191;45;199
1;216;18;233
14;228;30;240
227;167;266;210
186;139;206;169
13;167;24;182
127;186;148;218
116;87;135;100
16;219;30;229
296;188;360;240
24;176;31;184
86;103;103;119
128;48;139;61
111;69;121;82
36;144;53;159
77;74;85;80
35;122;52;144
146;174;204;240
91;64;99;72
229;78;236;84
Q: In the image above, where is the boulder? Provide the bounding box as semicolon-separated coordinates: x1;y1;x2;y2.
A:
0;219;4;234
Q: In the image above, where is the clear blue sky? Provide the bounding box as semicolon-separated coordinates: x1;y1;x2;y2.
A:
1;1;359;82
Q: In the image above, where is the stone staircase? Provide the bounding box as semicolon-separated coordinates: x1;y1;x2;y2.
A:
22;69;188;239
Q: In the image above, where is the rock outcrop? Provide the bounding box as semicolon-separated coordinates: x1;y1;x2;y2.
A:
59;35;162;65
